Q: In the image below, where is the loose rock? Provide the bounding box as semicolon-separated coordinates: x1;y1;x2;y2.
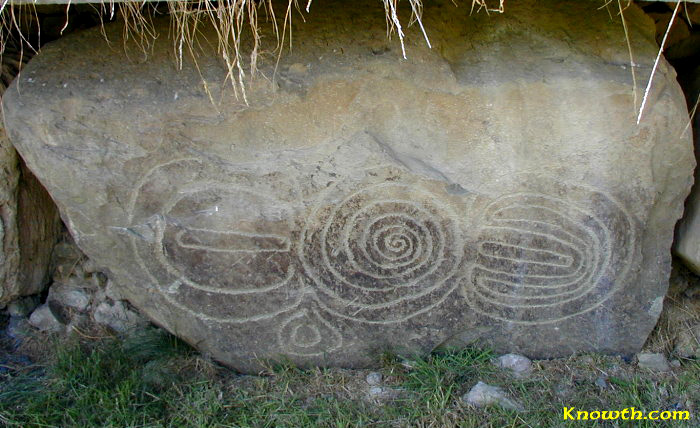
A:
636;353;672;372
674;324;700;359
93;300;143;333
28;303;65;332
595;376;609;390
463;381;524;412
48;283;91;312
7;295;40;318
366;372;383;386
367;386;399;400
494;354;532;375
6;316;32;339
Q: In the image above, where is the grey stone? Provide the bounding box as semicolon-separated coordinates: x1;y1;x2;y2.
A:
81;259;99;274
494;354;532;374
6;316;32;339
0;124;20;304
366;372;383;386
15;161;63;299
673;65;700;274
1;0;693;373
462;381;524;412
674;324;700;359
93;301;143;333
595;376;608;390
636;353;671;372
48;283;91;312
94;279;124;303
7;295;40;317
28;303;65;332
367;386;399;400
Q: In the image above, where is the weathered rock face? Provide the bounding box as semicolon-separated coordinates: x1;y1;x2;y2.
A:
2;0;693;372
0;126;20;303
1;43;62;304
673;66;700;273
1;126;62;305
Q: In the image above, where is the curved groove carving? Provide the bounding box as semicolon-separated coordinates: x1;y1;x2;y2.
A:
127;159;299;323
300;171;463;324
277;308;343;357
465;186;636;324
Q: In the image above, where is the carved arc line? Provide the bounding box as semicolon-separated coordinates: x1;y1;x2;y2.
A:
291;324;322;348
175;228;291;253
311;273;464;324
368;223;420;264
277;308;343;357
466;187;637;325
300;179;463;316
474;196;611;299
352;211;435;277
318;194;452;291
473;276;596;301
490;218;594;253
126;157;202;219
478;217;603;279
330;199;442;288
478;241;576;268
152;221;296;295
470;266;595;290
133;239;305;323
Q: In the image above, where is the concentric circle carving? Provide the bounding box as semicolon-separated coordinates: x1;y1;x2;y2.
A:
300;176;463;323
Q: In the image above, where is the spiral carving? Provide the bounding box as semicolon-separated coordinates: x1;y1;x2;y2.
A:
301;178;462;323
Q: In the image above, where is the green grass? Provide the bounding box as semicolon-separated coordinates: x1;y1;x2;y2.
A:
1;331;698;427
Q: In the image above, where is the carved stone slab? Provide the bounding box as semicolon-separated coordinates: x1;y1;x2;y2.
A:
2;0;693;372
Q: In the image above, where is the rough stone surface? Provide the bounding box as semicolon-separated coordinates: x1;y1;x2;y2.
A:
16;162;63;296
1;0;693;372
7;295;40;317
0;126;62;305
366;372;383;386
462;381;524;411
94;279;124;303
28;303;65;332
673;66;700;274
6;316;32;339
495;354;532;374
92;301;143;333
636;353;671;372
48;282;91;312
0;125;20;304
674;324;700;358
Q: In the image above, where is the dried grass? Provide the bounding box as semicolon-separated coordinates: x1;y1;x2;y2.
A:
0;0;509;101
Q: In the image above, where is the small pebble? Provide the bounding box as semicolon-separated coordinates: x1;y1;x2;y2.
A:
463;381;524;412
366;372;383;386
368;386;384;397
636;353;671;372
495;353;532;374
594;376;608;389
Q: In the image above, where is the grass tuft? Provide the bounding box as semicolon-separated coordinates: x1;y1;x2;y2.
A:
1;332;698;426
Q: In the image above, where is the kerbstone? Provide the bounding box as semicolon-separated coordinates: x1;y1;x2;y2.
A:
1;0;693;372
